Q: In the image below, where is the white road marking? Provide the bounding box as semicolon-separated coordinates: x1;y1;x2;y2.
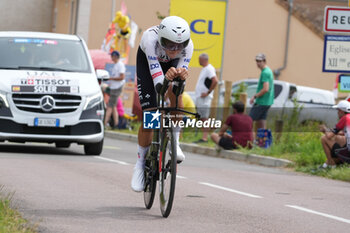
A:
176;175;187;179
103;146;121;150
94;156;130;165
199;182;263;198
286;205;350;224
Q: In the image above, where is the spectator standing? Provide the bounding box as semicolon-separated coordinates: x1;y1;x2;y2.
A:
318;100;350;169
104;50;126;128
211;101;253;149
249;53;274;131
194;53;218;143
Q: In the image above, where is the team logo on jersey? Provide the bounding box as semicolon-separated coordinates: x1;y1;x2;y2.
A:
148;56;157;60
150;63;160;70
152;72;162;79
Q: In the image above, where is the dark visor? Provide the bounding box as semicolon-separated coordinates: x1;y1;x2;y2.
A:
160;38;189;51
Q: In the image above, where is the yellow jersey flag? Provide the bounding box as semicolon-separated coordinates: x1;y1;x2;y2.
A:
170;0;227;68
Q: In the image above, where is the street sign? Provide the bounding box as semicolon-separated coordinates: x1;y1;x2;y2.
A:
322;35;350;73
338;74;350;92
324;6;350;32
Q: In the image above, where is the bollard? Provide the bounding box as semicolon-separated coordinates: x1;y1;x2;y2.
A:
222;80;232;121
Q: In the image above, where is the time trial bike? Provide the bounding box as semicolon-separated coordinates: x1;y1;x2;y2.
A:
143;78;199;218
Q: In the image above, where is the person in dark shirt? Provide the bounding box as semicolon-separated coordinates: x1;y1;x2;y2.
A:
210;101;253;149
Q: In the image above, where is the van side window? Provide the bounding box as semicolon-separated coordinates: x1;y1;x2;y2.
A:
246;85;257;98
288;86;297;99
274;84;282;98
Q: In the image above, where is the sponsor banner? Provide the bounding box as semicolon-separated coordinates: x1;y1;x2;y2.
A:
121;82;135;115
170;0;227;68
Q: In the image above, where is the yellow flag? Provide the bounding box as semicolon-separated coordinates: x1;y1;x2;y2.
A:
170;0;227;68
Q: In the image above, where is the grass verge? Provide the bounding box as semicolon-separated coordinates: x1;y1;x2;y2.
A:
0;187;37;233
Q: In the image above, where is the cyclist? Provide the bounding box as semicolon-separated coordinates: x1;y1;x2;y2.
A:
131;16;193;192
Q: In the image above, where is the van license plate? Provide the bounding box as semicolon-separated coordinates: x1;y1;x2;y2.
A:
34;118;59;127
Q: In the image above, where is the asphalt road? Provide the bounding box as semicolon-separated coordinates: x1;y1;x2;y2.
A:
0;138;349;233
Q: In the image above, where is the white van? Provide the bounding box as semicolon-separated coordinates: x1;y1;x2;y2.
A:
230;79;337;126
0;31;109;155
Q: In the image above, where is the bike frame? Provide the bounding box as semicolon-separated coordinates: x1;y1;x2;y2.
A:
148;79;200;174
143;78;200;216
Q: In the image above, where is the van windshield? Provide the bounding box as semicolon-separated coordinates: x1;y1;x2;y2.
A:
0;37;91;73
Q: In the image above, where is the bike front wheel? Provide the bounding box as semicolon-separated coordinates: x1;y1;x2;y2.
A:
143;151;157;209
159;128;177;217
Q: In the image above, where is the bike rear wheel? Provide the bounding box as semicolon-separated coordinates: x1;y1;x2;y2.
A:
143;151;157;209
159;128;177;217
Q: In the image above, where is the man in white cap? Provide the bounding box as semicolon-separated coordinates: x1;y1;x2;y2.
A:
319;100;350;169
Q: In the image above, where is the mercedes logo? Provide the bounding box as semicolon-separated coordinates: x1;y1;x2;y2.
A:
40;95;55;112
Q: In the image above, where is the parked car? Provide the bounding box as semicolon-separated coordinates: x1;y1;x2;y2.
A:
0;31;109;155
230;79;337;126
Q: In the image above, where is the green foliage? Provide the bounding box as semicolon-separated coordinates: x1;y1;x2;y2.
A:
0;188;37;233
180;127;216;147
297;164;350;182
111;121;140;135
156;11;166;20
231;82;247;102
283;98;303;130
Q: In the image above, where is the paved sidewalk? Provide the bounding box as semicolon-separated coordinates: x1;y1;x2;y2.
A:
105;131;292;167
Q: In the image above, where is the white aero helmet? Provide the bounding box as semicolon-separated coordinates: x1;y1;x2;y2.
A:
158;16;190;51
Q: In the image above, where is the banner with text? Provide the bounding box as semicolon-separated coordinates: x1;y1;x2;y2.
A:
170;0;227;68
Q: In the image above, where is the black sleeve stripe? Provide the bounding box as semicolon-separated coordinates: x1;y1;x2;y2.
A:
150;29;158;35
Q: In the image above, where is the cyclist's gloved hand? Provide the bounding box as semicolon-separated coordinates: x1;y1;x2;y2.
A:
176;67;189;81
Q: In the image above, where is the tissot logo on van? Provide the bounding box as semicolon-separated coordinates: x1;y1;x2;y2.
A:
21;78;71;85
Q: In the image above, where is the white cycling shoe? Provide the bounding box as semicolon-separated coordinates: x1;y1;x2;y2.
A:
131;166;145;192
176;143;185;163
166;142;185;163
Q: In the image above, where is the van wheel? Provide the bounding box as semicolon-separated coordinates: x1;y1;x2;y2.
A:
84;140;104;155
55;142;71;148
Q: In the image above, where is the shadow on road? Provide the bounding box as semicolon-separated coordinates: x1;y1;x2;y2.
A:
24;205;163;221
0;143;83;156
